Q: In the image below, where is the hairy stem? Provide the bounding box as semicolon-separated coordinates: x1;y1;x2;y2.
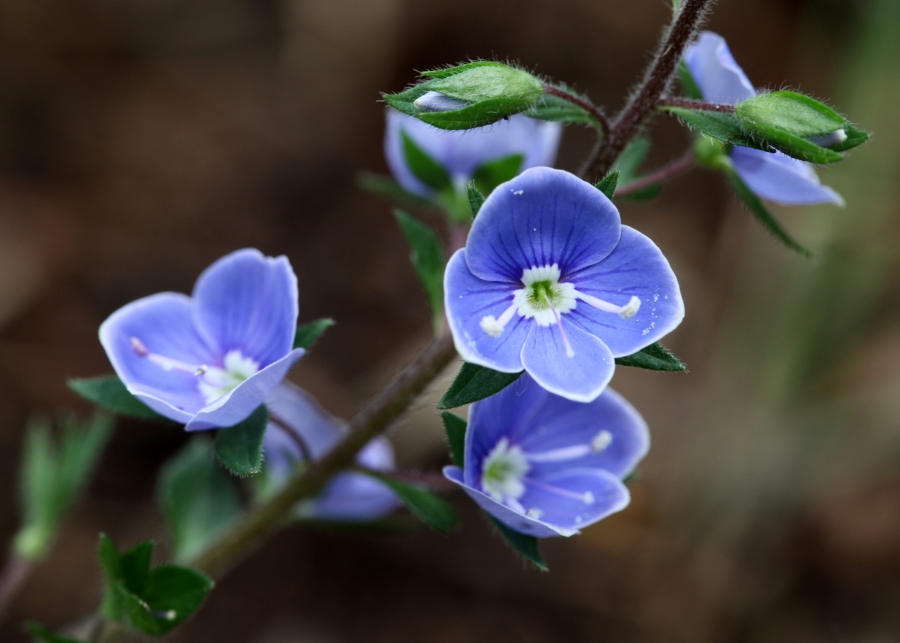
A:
586;0;713;179
657;97;735;112
541;85;611;138
616;152;696;196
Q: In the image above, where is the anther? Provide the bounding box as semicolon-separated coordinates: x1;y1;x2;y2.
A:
480;303;517;338
591;430;613;452
526;508;543;520
130;337;149;357
618;296;641;319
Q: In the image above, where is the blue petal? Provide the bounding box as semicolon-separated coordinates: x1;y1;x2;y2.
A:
684;31;756;104
444;249;529;372
444;466;572;538
520;320;615;403
192;249;298;367
263;383;343;472
384;109;562;198
565;226;684;357
186;348;304;431
517;469;630;532
99;292;215;423
731;147;845;206
465;168;622;283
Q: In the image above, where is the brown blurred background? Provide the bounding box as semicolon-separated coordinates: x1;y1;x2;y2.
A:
1;0;899;640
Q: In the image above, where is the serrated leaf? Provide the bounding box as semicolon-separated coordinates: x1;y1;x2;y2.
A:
293;318;334;350
214;406;269;477
399;129;453;192
528;93;596;125
393;209;445;333
594;171;618;200
441;412;467;467
677;60;703;101
726;169;815;258
359;470;458;534
356;172;439;210
472;154;524;195
158;439;243;563
488;517;547;572
467;183;485;218
615;343;687;371
437;363;524;410
68;376;164;420
25;623;82;643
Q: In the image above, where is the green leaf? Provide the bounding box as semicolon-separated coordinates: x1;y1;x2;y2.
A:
359;470;458;534
25;623;82;643
98;533;127;620
615;343;687;372
528;92;596;125
136;566;214;636
472;154;524;195
660;106;760;148
828;123;870;153
441;412;467;468
467;183;485;218
594;171;618;200
614;137;650;183
356;172;439;210
419;60;501;80
214;406;269;477
677;60;703;101
119;541;154;595
393;209;446;333
293;318;335;350
68;376;164;420
726;169;815;258
158;439;243;563
488;517;547;572
437;363;524;410
619;183;662;202
400;129;453;192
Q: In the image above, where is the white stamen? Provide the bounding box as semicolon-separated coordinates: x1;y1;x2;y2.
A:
526;508;543;520
131;336;208;376
575;292;641;319
591;430;613;452
543;292;575;358
583;492;595;504
526;445;592;463
618;296;641;319
480;303;517;338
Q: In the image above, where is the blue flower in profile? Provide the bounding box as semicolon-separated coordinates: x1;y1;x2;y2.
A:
263;383;399;522
443;376;648;537
384;106;562;198
100;249;304;431
444;167;684;402
684;31;843;206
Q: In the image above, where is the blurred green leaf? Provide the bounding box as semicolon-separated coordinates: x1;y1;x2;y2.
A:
25;623;82;643
356;172;438;210
437;363;523;409
441;412;467;468
614;137;650;183
594;171;618;200
358;471;458;534
394;209;446;333
293;318;335;350
472;154;524;195
214;406;269;477
68;376;163;420
400;129;453;192
467;182;485;218
677;60;703;100
488;517;547;572
615;343;687;372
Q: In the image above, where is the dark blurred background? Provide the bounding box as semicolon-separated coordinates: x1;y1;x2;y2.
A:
1;0;899;640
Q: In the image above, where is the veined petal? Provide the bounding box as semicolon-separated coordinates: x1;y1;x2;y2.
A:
520;320;615;403
99;292;215;422
518;469;630;532
193;248;299;367
465;168;622;283
731;147;844;206
444;249;529;372
566;227;684;357
684;31;756;105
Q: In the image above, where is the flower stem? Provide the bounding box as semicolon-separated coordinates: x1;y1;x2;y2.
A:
585;0;713;180
657;97;735;112
616;152;696;197
0;554;31;623
541;85;611;138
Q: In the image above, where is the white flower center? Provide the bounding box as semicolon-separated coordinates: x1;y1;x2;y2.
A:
197;350;260;404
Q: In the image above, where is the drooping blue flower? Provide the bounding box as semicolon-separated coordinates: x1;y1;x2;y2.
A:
264;383;399;522
384;107;562;198
684;31;844;206
100;248;304;431
444;167;684;402
443;375;648;537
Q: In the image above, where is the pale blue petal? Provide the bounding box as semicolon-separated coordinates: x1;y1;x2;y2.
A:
444;249;529;372
517;469;630;531
465;168;622;282
309;439;400;521
684;31;756;104
265;383;342;459
566;227;684;357
99;292;215;422
192;249;298;367
520;321;615;403
444;466;571;538
731;147;845;206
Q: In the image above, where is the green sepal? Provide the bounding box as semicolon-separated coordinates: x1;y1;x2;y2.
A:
677;60;703;101
356;172;439;211
68;376;164;420
158;439;243;563
726;168;815;258
441;412;467;468
214;405;269;477
437;363;524;410
358;470;458;534
467;182;485;218
488;517;548;572
293;318;335;350
472;154;524;195
25;623;83;643
661;106;763;149
393;209;446;333
400;129;453;192
615;343;687;372
528;91;596;125
828;123;869;153
594;171;618;200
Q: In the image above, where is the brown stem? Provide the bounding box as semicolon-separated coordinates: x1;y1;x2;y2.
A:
657;97;735;113
0;555;31;623
616;152;696;196
541;85;611;138
587;0;713;180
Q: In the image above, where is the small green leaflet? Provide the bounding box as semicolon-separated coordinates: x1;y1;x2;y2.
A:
594;171;618;200
393;209;446;333
528;92;596;125
25;623;82;643
441;412;467;468
68;376;164;420
356;172;439;210
472;154;524;195
615;342;687;372
489;517;547;572
400;129;453;191
660;106;760;148
214;405;270;477
437;363;524;409
293;318;335;350
359;470;458;534
467;183;485;218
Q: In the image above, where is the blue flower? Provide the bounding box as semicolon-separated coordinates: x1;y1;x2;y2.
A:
443;375;648;537
684;31;843;206
384;107;562;198
100;248;304;431
264;383;399;522
444;167;684;402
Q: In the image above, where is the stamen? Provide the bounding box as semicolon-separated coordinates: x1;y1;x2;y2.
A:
591;430;613;452
542;292;575;358
525;477;595;503
130;336;208;376
526;445;592;462
480;303;518;338
526;508;543;520
575;292;641;319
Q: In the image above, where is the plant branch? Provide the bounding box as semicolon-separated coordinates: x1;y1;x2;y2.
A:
541;85;611;138
657;97;734;112
616;152;696;197
586;0;713;179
